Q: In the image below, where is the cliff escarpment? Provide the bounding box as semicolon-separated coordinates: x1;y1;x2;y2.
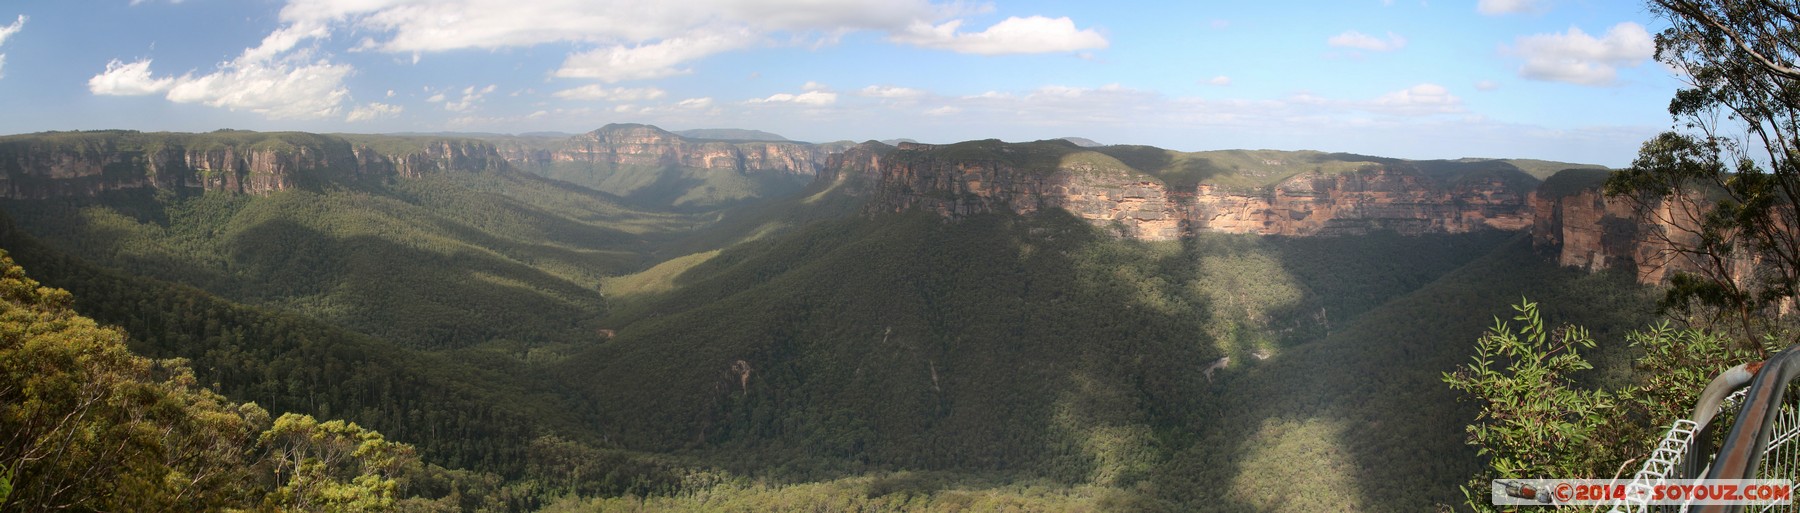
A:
497;124;842;178
0;130;509;198
491;124;855;209
858;139;1544;240
1525;168;1770;287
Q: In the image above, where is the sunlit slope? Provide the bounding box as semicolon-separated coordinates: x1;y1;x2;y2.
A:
1155;235;1655;511
554;209;1520;491
0;210;593;473
0;167;701;350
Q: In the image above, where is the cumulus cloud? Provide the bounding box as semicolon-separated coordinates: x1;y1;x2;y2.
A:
554;29;756;82
163;59;353;119
0;15;24;79
345;102;402;122
1512;22;1654;86
1328;30;1407;52
676;97;714;109
87;13;352;119
748;90;837;105
553;85;669;101
1207;75;1232;86
860;85;926;98
89;59;176;96
1478;0;1545;15
260;0;1099;86
894;15;1107;55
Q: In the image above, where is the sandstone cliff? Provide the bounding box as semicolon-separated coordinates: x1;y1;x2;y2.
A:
0;131;509;199
495;124;845;178
491;124;856;209
1526;169;1755;287
859;139;1539;240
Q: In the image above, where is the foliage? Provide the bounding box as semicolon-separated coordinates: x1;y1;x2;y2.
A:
260;413;411;512
1443;300;1617;508
0;249;476;512
1444;305;1774;512
1537;168;1616;200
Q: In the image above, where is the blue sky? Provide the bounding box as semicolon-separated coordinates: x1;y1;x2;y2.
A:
0;0;1683;166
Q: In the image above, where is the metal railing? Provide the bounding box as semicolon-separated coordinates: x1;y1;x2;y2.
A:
1611;349;1800;513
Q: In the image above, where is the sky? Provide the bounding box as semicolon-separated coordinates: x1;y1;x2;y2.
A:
0;0;1687;166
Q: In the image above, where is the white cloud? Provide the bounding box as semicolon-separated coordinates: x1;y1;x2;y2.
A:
1207;75;1232;86
802;81;828;91
0;15;21;46
260;0;1094;86
286;0;948;52
894;16;1108;55
554;85;669;101
1512;22;1654;86
1475;80;1499;91
554;29;756;82
87;11;353;119
424;91;446;103
860;85;926;98
162;59;353;119
676;97;714;109
346;102;402;122
925;106;960;116
1478;0;1544;15
0;15;24;79
1328;30;1406;52
1371;83;1462;114
748;90;837;105
88;59;177;96
444;84;496;111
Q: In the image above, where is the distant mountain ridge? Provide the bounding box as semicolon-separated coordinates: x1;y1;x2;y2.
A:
673;128;793;142
486;123;853;210
1059;136;1104;147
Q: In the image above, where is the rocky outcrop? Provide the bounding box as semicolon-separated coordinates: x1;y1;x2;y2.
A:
870;141;1186;239
0;131;510;199
1187;170;1531;236
863;141;1534;240
1527;171;1745;286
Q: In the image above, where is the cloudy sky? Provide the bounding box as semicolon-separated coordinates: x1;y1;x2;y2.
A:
0;0;1682;166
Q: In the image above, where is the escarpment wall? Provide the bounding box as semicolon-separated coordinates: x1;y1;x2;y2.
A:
0;133;509;198
863;142;1534;240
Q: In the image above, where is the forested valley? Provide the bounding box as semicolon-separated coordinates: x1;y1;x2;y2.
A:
0;127;1683;512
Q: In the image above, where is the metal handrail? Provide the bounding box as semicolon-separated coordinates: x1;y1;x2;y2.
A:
1698;345;1800;513
1612;362;1761;513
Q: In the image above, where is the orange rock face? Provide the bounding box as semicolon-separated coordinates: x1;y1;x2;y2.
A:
1527;184;1761;287
1187;170;1531;236
867;143;1535;240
